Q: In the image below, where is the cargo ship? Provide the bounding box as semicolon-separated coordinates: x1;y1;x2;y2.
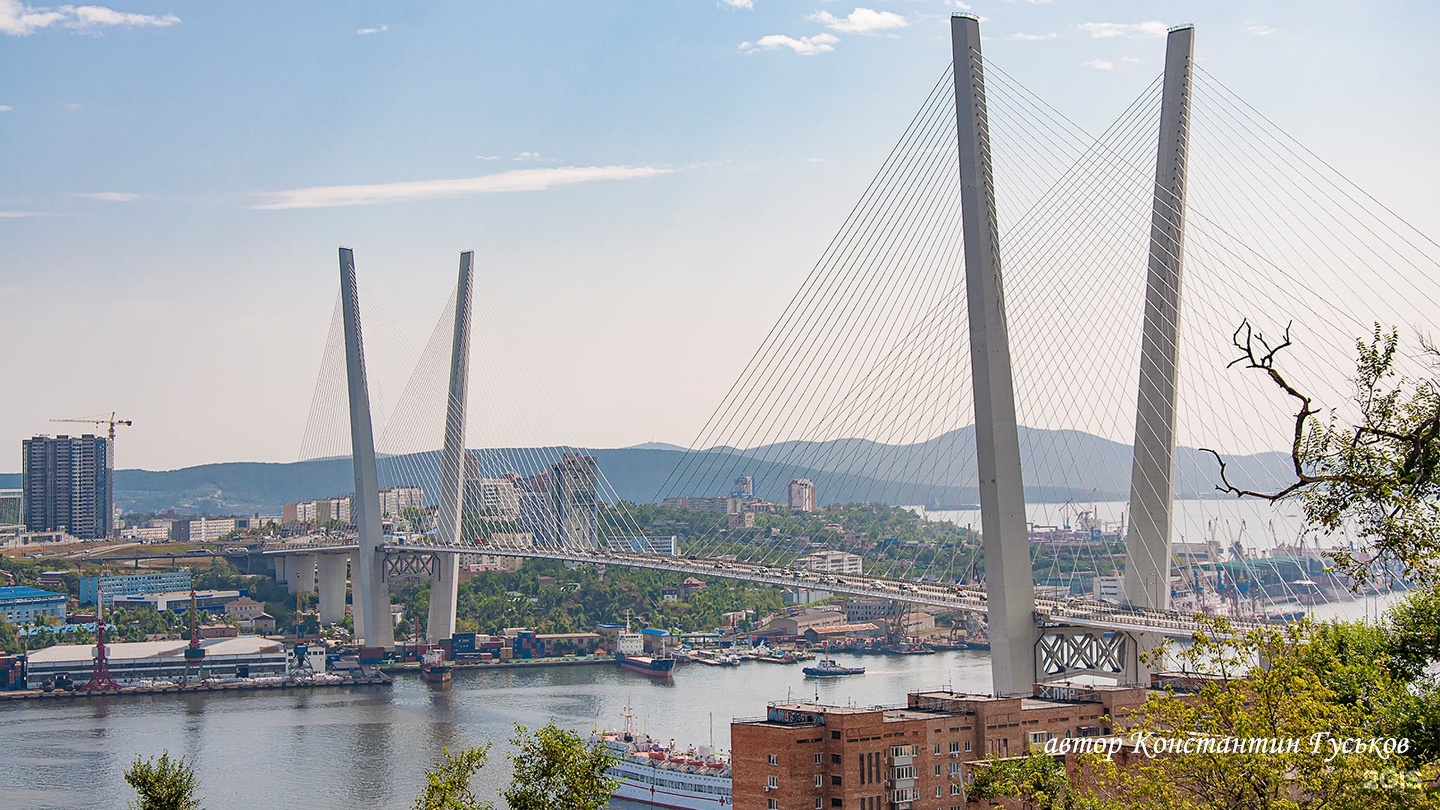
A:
419;650;452;686
598;707;731;808
616;622;675;679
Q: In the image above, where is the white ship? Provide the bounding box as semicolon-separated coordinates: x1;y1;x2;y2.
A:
597;706;732;809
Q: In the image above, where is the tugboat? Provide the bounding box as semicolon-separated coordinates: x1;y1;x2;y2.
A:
802;657;865;678
419;650;453;686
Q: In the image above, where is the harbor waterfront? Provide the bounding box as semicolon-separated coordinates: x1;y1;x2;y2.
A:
0;587;1400;810
0;649;992;809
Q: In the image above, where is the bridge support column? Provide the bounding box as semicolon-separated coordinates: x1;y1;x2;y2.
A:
1121;631;1165;686
317;554;349;626
426;251;473;643
295;554;318;594
951;13;1038;697
1125;25;1194;612
340;247;395;649
274;555;292;592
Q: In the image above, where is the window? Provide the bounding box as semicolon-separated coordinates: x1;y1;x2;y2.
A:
768;800;778;810
965;740;972;752
832;731;841;740
813;753;822;765
769;754;779;766
933;743;942;755
949;762;960;776
831;753;842;764
1028;730;1051;746
768;775;778;789
831;774;842;786
952;783;963;796
814;799;822;810
936;785;944;798
831;799;843;808
934;764;941;776
949;741;961;754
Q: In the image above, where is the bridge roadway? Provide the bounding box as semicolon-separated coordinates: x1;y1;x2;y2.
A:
264;538;1277;640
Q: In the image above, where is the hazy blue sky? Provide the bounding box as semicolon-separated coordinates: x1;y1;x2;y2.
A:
3;1;1438;471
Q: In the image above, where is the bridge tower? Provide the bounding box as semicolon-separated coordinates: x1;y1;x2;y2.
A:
1124;25;1195;613
950;13;1038;697
427;251;474;643
339;248;395;648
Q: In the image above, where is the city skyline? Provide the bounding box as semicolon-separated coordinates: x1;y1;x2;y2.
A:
4;1;1440;471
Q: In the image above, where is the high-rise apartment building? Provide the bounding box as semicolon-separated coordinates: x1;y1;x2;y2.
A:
788;478;817;512
22;434;113;539
550;452;599;549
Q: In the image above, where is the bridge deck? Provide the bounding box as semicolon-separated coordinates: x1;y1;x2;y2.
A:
264;539;1277;639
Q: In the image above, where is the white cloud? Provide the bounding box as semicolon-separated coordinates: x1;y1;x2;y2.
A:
1006;0;1053;4
943;0;971;9
75;191;140;202
357;24;387;35
1245;22;1277;36
514;151;541;161
1078;21;1167;39
1008;32;1056;42
740;32;839;56
1082;59;1115;71
0;0;179;35
719;0;752;8
0;105;10;111
0;210;51;217
252;165;675;210
810;8;906;35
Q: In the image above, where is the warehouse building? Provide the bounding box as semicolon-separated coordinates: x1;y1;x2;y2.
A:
0;586;68;624
24;636;288;688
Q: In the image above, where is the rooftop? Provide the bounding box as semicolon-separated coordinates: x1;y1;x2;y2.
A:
26;636;286;665
0;586;66;601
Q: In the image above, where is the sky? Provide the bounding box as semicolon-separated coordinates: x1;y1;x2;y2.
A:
2;0;1439;472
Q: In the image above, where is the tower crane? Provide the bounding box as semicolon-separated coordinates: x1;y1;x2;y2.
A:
49;412;132;539
50;411;132;443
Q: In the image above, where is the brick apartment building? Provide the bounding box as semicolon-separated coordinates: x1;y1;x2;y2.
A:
731;684;1149;810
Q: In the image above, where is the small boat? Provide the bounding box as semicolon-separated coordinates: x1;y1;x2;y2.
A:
802;658;865;678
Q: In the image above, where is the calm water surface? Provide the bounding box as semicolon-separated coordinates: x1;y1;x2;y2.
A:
0;651;997;809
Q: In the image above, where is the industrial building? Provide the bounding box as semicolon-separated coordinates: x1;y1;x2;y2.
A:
0;586;68;624
731;685;1149;810
79;570;192;606
24;636;289;688
111;589;240;612
0;489;21;533
22;434;113;539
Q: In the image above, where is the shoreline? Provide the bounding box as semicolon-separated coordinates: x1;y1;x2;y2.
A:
0;673;391;702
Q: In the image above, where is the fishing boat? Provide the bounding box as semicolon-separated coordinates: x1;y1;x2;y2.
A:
597;706;732;809
802;657;865;678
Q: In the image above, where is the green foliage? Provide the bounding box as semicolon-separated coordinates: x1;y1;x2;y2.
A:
412;745;493;810
0;617;19;654
502;721;617;810
968;753;1102;810
454;559;784;635
123;750;203;810
1218;323;1440;584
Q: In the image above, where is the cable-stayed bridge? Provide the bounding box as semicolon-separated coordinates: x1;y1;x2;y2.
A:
274;16;1440;697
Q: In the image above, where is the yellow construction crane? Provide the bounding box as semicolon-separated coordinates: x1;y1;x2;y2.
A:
49;412;132;539
50;411;132;443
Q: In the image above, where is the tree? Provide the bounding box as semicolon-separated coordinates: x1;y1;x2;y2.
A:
968;752;1103;810
0;617;20;654
502;721;617;810
123;750;203;810
412;745;493;810
1206;321;1440;584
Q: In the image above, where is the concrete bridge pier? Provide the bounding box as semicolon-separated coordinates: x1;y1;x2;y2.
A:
317;554;350;625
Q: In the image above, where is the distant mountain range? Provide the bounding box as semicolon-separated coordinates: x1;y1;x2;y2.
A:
0;427;1294;517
